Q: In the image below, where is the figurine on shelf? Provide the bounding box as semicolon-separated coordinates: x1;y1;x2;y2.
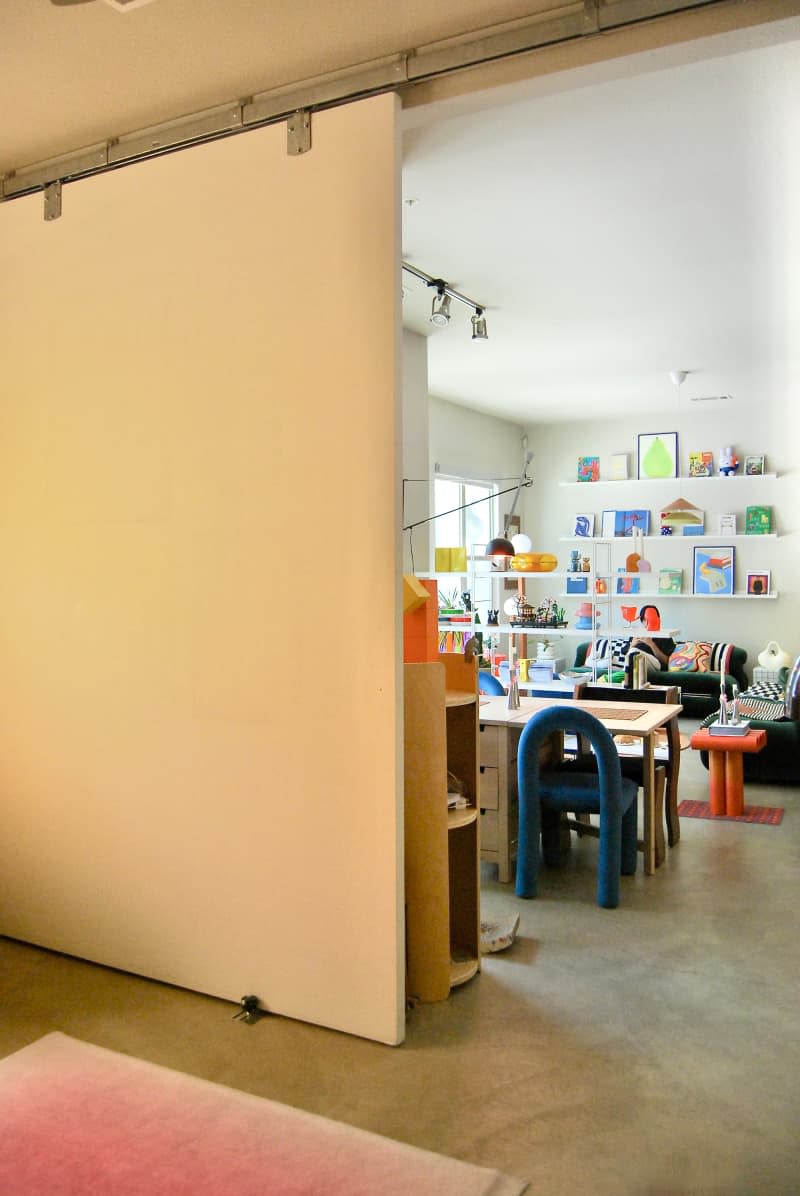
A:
487;609;499;626
570;549;581;572
719;445;739;476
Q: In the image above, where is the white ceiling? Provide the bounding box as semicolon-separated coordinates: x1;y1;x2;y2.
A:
2;2;798;426
401;19;800;423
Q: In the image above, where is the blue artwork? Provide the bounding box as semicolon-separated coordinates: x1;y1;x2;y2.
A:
692;546;735;596
615;509;650;536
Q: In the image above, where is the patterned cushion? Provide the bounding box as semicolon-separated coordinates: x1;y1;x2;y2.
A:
742;681;785;702
586;637;630;669
668;641;734;675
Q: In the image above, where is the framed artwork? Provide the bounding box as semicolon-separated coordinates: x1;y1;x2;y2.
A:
609;452;629;480
638;432;678;479
573;513;594;537
745;505;772;534
744;454;765;476
688;451;713;477
692;546;735;596
615;509;650;536
746;571;770;596
616;574;640;595
718;513;736;536
577;455;599;482
600;509;617;538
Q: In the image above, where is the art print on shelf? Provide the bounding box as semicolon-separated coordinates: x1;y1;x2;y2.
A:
609;452;629;480
718;513;737;536
688;451;714;477
692;546;735;596
616;574;640;595
746;571;770;596
573;513;594;537
660;497;704;536
745;505;772;534
638;432;678;479
615;509;650;536
600;509;618;538
744;454;766;476
658;568;683;594
577;455;600;482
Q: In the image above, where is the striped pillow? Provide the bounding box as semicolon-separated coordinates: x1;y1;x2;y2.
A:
586;637;630;668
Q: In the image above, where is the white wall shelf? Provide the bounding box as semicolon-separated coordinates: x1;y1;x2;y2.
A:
560;474;778;486
559;534;778;543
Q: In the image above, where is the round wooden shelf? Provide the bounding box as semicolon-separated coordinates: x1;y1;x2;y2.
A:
448;806;478;830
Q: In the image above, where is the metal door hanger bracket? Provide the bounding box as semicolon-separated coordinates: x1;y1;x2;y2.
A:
44;180;62;222
287;110;311;156
232;994;268;1024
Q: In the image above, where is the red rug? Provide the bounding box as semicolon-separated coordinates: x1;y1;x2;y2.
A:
0;1033;527;1196
678;800;784;825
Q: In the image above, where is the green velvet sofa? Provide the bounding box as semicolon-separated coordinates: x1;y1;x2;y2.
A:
573;639;749;719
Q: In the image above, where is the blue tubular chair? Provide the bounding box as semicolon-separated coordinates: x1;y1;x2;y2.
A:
478;670;505;695
515;706;640;909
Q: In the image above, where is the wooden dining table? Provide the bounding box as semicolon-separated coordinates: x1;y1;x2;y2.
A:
478;694;683;877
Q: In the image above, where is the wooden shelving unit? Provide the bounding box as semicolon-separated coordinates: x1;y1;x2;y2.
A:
403;654;480;1003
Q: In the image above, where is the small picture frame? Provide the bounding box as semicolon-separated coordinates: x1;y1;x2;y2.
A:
693;546;735;596
573;513;594;537
688;451;713;477
638;432;678;479
718;513;736;536
609;452;629;481
744;454;765;476
746;571;770;596
616;574;640;595
577;455;600;482
601;509;617;538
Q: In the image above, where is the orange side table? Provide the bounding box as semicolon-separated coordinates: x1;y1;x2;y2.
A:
689;727;767;816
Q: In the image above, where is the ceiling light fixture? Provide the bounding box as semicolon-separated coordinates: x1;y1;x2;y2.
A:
430;285;451;326
402;262;487;342
669;370;688;387
471;308;488;340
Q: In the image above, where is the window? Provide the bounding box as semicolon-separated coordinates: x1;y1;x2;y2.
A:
432;476;495;559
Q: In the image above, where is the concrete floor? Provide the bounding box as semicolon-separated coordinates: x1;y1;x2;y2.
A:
1;728;797;1194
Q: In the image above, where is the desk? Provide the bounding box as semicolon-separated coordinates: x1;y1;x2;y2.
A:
479;695;682;878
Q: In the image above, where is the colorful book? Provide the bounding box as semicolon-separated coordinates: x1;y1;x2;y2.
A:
577;456;599;482
688;451;713;477
745;505;772;534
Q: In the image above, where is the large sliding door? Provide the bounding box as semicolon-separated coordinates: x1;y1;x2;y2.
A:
0;94;404;1044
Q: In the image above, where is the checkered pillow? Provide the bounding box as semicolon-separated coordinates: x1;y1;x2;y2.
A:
586;637;630;669
742;681;784;702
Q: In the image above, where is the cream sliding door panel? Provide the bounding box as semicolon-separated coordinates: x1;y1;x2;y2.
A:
0;93;404;1045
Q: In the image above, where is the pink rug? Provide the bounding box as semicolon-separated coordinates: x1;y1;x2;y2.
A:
0;1033;526;1195
678;800;784;825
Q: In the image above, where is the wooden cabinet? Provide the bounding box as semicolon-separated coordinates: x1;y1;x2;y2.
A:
403;654;480;1003
478;721;520;884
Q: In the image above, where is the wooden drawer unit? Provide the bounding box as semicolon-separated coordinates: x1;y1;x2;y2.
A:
478;718;522;883
479;764;499;810
478;723;500;766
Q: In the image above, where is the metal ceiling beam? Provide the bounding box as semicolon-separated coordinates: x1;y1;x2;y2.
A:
0;1;753;203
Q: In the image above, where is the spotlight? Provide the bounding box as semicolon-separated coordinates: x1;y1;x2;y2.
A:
430;287;451;326
471;308;488;340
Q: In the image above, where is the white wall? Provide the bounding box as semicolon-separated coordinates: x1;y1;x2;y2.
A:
0;95;405;1045
520;405;798;674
